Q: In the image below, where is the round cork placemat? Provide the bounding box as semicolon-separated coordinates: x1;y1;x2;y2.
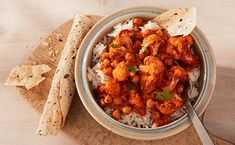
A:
16;18;233;145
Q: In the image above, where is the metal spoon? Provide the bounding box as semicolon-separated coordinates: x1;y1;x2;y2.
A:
184;94;215;145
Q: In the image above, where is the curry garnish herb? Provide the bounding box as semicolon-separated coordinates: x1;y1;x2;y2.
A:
154;90;173;101
127;66;139;72
111;43;119;48
127;83;135;90
139;43;149;54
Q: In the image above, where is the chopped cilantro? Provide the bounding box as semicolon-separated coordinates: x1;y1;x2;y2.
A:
154;90;173;101
127;66;139;72
111;43;118;48
139;43;149;54
127;83;135;90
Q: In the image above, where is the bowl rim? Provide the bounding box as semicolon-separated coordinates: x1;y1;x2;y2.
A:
74;6;216;140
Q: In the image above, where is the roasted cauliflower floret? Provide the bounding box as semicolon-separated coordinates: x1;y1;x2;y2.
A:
157;90;184;115
139;56;165;93
104;79;121;97
112;61;129;81
161;66;188;91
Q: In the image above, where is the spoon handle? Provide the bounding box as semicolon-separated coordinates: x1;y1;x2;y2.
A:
185;100;215;145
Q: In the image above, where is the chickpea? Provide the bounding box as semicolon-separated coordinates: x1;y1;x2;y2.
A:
104;95;112;104
113;97;122;105
101;52;110;60
99;98;106;106
122;106;132;115
103;59;111;67
125;52;135;61
131;75;139;84
111;60;119;68
146;99;155;109
103;67;113;77
112;109;121;120
177;84;184;94
133;18;143;27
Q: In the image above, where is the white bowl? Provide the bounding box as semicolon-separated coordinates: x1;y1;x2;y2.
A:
74;6;216;140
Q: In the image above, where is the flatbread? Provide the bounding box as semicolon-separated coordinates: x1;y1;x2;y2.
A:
153;7;196;37
5;64;51;89
36;15;102;135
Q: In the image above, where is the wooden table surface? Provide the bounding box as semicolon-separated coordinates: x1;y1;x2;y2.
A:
1;0;235;145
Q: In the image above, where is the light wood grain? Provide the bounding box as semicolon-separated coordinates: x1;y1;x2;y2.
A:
1;0;235;145
203;67;235;143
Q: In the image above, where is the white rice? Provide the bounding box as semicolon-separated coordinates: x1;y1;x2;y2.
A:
104;107;114;115
188;68;200;82
140;21;160;32
107;19;134;37
188;68;200;99
120;110;153;128
92;43;106;63
87;63;110;89
87;19;200;128
100;36;113;46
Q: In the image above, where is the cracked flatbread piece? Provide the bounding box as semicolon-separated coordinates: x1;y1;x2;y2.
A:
5;64;51;89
